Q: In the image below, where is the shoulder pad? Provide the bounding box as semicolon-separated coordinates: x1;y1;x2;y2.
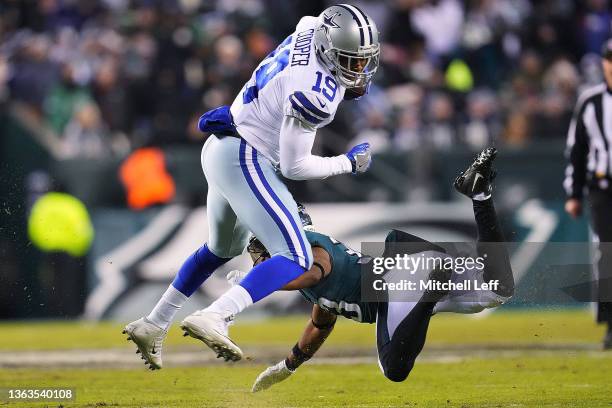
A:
286;90;331;128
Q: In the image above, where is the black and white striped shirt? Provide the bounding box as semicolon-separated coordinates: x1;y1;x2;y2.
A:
564;83;612;199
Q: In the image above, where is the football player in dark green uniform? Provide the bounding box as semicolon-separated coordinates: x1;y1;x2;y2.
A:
242;148;515;391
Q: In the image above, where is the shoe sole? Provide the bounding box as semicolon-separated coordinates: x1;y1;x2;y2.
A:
180;320;243;362
123;326;162;370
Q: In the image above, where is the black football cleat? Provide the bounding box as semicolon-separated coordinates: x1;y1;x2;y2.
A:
454;147;497;200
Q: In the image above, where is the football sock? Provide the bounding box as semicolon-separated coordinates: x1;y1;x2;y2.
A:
205;285;253;316
147;244;232;329
472;198;514;297
147;285;188;331
172;244;231;297
239;255;307;302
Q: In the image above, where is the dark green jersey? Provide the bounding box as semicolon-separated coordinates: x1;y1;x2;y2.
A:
299;231;378;323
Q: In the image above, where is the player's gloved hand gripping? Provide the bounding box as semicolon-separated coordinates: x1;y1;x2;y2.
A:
346;142;371;174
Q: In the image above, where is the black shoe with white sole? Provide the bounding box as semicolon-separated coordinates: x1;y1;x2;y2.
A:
454;147;497;200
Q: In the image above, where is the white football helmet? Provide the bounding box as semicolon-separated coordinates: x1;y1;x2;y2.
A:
314;4;380;92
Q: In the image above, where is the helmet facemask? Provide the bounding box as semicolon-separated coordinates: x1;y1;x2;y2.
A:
325;45;379;90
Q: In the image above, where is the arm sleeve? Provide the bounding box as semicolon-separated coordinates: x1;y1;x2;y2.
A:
279;92;352;180
564;100;590;199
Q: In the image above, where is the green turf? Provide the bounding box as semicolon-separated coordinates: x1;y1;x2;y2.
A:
2;354;612;408
1;309;610;407
0;309;606;351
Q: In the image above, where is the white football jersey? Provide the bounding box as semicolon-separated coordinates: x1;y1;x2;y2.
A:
230;16;346;165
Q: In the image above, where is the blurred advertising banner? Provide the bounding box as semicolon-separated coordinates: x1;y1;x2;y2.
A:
84;200;591;320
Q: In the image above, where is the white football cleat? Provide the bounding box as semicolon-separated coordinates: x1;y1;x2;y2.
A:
123;317;167;370
180;310;243;362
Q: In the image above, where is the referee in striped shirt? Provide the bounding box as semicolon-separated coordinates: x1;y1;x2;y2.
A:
565;38;612;350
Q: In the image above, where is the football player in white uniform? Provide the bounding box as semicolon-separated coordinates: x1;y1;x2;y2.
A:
124;4;381;369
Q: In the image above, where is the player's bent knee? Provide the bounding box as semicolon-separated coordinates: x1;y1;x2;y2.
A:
274;250;312;272
380;356;414;383
385;371;409;383
384;364;413;383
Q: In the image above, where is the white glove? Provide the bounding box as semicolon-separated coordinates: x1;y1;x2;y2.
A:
251;359;294;393
226;270;248;286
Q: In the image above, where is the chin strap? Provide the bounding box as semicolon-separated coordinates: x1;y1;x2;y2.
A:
344;88;363;100
344;83;369;100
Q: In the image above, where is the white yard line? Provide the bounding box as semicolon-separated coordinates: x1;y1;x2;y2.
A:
0;344;607;369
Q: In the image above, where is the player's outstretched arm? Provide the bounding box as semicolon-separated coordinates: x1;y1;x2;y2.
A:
252;305;336;392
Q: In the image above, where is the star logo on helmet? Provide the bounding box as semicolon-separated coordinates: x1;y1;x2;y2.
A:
322;12;341;29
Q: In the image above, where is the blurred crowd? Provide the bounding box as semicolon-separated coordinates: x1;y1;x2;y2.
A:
0;0;611;159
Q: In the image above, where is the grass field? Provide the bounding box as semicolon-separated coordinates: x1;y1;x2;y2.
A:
1;309;611;407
